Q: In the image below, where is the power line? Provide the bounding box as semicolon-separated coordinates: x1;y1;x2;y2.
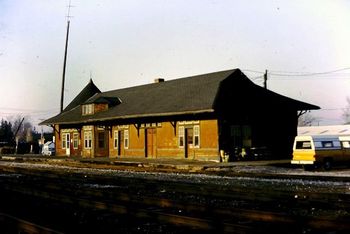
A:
244;67;350;76
0;107;57;113
251;75;264;80
316;108;347;111
269;75;350;80
245;67;350;82
242;69;265;74
269;67;350;77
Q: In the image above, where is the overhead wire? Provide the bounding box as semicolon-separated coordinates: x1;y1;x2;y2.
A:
268;67;350;76
244;68;350;124
244;67;350;80
0;108;58;113
268;67;350;80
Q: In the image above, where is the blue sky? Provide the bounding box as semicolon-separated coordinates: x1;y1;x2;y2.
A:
0;0;350;129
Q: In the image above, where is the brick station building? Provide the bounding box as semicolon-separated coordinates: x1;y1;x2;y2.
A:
41;69;319;161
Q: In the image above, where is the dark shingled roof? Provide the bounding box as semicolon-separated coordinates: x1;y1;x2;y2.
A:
85;96;122;106
41;69;319;125
63;79;101;112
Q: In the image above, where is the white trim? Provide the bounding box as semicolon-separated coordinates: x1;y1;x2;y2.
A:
178;126;184;148
114;130;119;149
193;125;200;148
291;160;314;165
73;133;79;149
82;104;94;115
124;130;129;149
84;131;92;149
62;133;67;149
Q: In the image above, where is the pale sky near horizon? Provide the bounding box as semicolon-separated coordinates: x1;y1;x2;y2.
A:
0;0;350;130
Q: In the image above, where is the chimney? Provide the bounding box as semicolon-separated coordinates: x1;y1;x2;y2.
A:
154;78;165;83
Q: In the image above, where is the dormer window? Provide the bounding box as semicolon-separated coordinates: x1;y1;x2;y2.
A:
82;104;94;115
81;96;121;116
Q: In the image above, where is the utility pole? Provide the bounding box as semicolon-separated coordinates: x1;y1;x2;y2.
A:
263;69;268;89
60;1;73;113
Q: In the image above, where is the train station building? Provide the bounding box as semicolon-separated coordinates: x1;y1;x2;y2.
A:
41;69;319;161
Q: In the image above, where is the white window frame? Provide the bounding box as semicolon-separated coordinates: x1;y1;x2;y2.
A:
124;130;129;149
82;104;94;115
62;134;67;149
342;141;350;149
84;131;92;149
73;133;79;149
114;130;119;149
179;126;184;148
193;125;200;148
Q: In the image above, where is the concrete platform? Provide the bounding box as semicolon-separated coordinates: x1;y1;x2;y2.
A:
0;154;291;172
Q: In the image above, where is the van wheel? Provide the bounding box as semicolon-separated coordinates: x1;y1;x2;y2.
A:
323;159;332;171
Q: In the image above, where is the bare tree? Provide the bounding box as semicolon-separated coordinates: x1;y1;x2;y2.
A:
9;115;33;141
343;97;350;124
298;112;318;126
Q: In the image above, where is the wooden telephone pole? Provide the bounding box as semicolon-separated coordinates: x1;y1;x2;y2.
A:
60;1;73;113
263;69;268;89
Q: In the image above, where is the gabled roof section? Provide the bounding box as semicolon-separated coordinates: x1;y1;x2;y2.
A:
40;69;320;125
84;95;122;106
63;79;101;112
215;73;320;111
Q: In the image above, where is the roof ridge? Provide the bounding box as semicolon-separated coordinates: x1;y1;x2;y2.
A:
102;69;237;95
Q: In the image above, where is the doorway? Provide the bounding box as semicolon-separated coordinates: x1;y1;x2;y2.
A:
184;128;193;158
64;133;70;156
117;131;123;157
145;128;156;158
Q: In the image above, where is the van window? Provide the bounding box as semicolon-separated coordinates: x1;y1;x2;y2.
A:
296;141;312;149
322;141;333;148
342;141;350;149
314;142;322;148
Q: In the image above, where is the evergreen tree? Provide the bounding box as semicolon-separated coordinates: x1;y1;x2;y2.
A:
0;119;13;143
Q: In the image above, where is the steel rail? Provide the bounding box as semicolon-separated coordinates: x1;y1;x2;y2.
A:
1;167;350;233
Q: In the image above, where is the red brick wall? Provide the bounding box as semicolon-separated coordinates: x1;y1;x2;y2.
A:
94;104;108;113
56;119;220;161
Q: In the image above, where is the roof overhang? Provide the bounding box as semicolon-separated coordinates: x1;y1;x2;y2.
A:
40;109;215;126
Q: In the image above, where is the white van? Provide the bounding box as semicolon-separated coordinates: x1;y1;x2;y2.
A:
291;135;350;170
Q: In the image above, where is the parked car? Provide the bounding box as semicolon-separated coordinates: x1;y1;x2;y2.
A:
42;141;55;156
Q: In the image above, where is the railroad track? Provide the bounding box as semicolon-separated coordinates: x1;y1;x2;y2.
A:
0;212;63;234
0;165;350;233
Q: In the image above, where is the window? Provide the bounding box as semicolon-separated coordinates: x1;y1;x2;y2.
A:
114;130;119;149
140;122;162;128
342;141;350;148
124;130;129;149
314;142;322;148
82;104;94;115
296;141;312;149
230;125;251;147
98;132;105;148
62;134;67;149
84;131;92;149
73;133;79;149
194;125;200;148
179;126;184;148
187;128;193;145
322;141;334;148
